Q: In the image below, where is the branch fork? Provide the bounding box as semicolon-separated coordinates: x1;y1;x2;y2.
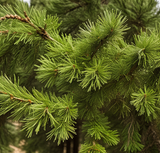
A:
0;11;55;41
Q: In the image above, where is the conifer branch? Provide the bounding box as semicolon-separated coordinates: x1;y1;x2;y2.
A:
0;30;8;34
141;124;151;144
127;117;134;146
101;0;109;5
23;11;61;44
127;61;138;76
0;30;33;35
118;60;138;82
0;91;33;104
65;2;88;14
0;14;30;23
91;29;113;59
0;11;60;43
0;2;159;151
137;141;154;153
138;124;157;152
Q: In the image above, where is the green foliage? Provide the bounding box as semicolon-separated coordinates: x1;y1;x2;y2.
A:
0;75;78;145
0;0;16;6
80;58;111;91
41;0;106;35
109;0;160;41
134;30;160;68
75;10;128;57
1;0;160;152
35;56;58;88
131;86;158;118
83;116;119;145
121;120;144;152
0;1;60;44
80;143;107;153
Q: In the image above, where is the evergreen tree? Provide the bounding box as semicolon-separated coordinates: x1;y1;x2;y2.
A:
0;0;160;153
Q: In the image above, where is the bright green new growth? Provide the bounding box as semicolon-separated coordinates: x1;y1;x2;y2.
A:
0;0;160;153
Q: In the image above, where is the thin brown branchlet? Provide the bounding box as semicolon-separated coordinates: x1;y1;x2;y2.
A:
0;11;54;41
0;91;33;104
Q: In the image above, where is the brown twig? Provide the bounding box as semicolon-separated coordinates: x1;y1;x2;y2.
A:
127;61;138;76
0;30;9;34
0;14;29;23
0;11;59;43
0;91;33;104
127;116;134;146
137;122;160;153
0;30;33;35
